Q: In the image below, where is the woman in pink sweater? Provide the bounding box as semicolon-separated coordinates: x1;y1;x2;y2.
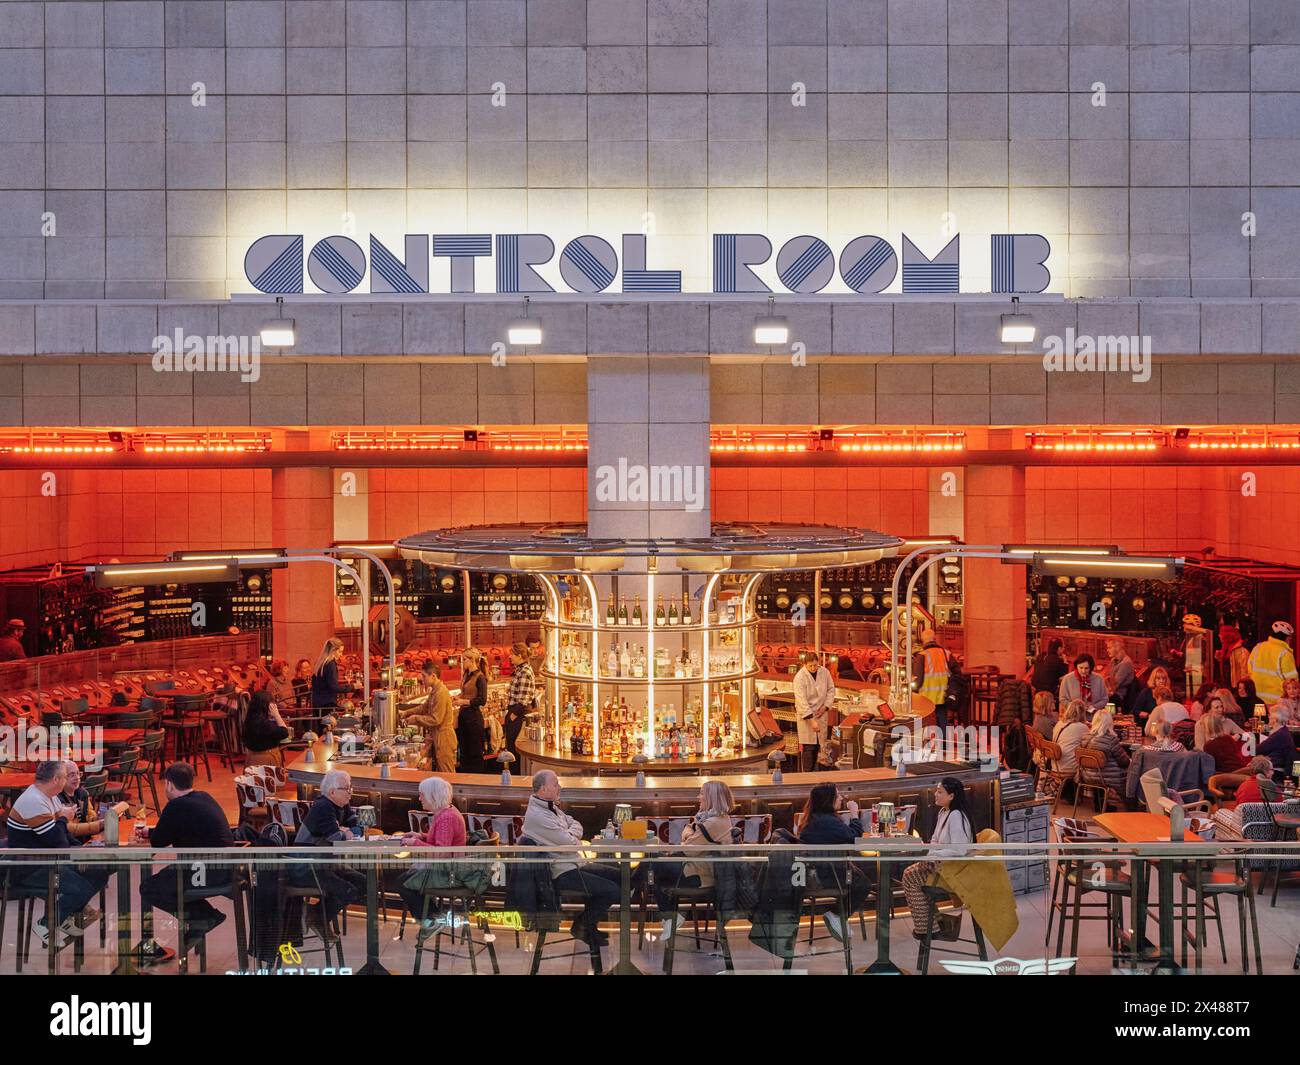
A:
402;775;466;848
398;776;471;934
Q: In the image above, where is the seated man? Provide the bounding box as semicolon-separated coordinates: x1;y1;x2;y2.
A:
5;760;110;946
521;769;620;946
292;768;367;928
58;759;121;844
139;762;236;943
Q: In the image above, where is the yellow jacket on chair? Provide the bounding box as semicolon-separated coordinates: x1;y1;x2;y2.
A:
934;828;1019;952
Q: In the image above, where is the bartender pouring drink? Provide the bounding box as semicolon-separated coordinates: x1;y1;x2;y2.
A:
795;652;836;772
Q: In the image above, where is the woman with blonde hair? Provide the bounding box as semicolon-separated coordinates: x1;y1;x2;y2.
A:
455;647;488;773
310;636;355;712
1080;709;1129;789
1031;689;1058;741
1132;666;1171;724
653;780;736;940
1051;699;1089;776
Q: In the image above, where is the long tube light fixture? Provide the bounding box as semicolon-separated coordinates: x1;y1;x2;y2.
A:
89;561;240;588
1031;554;1182;580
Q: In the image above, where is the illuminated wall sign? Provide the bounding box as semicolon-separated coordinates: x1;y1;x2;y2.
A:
244;232;1051;296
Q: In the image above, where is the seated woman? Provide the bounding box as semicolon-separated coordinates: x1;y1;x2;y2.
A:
1194;693;1244;750
1259;704;1297;775
901;777;974;942
1031;690;1058;741
394;776;481;937
1232;756;1278;806
1132;667;1172;724
795;782;872;944
1188;681;1216;720
291;658;313;708
1050;700;1089;776
1234;678;1262;722
265;660;295;705
1275;677;1300;723
1142;718;1183;752
242;690;290;767
652;780;735;941
1202;712;1249;774
1214;687;1248;729
1079;709;1129;792
292;769;367;927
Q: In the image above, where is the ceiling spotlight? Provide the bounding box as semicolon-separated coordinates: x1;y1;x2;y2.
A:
999;296;1035;344
260;296;295;347
507;296;542;345
754;296;789;345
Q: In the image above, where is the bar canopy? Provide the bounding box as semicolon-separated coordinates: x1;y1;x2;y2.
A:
395;522;904;575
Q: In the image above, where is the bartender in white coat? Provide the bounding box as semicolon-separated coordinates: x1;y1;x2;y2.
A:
794;652;836;772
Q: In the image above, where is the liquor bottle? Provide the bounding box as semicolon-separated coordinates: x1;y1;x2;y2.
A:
606;644;619;677
632;645;644;678
723;707;732;736
668;600;678;626
655;595;666;626
632;595;643;626
606;595;616;626
618;595;628;626
682;592;693;625
619;642;632;677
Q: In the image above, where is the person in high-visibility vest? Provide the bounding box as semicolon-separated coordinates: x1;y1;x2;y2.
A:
915;629;951;729
1247;620;1298;705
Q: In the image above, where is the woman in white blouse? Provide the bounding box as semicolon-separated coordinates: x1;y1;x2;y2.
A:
901;777;975;941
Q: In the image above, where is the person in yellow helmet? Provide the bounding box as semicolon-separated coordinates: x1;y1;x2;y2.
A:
1247;620;1298;705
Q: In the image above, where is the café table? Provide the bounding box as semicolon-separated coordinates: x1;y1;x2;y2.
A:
1094;812;1202;973
855;833;919;975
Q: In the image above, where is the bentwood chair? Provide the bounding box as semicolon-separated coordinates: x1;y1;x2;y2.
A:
1073;746;1123;816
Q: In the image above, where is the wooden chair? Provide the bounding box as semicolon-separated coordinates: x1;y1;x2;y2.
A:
966;667;1001;726
1073;746;1122;816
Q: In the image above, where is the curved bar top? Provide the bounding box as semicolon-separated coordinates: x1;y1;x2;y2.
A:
285;741;994;806
515;736;786;776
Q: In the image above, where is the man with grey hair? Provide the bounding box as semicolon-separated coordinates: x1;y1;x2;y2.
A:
292;767;365;928
5;760;109;946
521;770;620;946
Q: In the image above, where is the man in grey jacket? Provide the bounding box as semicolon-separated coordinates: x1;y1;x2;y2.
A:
522;770;620;946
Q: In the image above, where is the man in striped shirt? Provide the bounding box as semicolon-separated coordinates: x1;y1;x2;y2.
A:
504;642;538;762
6;760;110;946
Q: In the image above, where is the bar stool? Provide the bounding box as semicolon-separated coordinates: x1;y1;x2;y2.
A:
1177;857;1262;973
0;866;87;974
198;688;243;771
170;856;253;974
410;834;502;975
162;697;212;783
661;881;735;974
1047;818;1128;963
785;870;856;975
915;884;988;975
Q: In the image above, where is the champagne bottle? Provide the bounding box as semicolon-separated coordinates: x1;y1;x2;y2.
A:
618;595;628;626
682;592;692;625
633;595;643;626
606;594;616;626
655;595;666;626
668;600;678;626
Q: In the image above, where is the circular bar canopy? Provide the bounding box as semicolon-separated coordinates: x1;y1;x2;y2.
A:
395;521;904;575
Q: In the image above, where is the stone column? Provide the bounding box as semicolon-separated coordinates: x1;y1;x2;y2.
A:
962;464;1027;674
271;465;336;665
587;356;710;540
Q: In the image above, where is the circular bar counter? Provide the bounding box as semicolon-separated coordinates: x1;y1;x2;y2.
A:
514;735;786;776
285;742;1002;838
